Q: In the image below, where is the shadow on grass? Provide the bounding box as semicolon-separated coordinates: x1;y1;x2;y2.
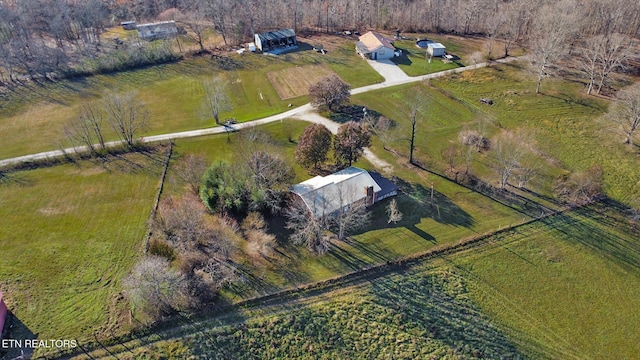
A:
329;105;384;124
367;270;527;359
392;177;473;228
544;202;640;272
1;311;37;360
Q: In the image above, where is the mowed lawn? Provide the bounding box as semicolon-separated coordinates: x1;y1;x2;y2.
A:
0;36;382;160
0;151;163;342
444;205;640;359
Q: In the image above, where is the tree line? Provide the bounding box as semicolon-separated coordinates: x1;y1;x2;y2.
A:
1;0;639;84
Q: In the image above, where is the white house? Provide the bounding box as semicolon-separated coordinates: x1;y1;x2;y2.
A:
136;21;178;40
356;31;396;60
290;167;397;218
427;42;446;57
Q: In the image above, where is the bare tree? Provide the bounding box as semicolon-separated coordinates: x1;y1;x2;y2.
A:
330;184;370;240
492;129;534;189
608;83;640;146
404;93;426;164
103;91;149;147
173;153;208;195
595;33;631;94
178;0;213;53
123;255;189;323
528;4;574;94
63;101;105;154
285;197;331;254
386;198;403;224
201;76;229;124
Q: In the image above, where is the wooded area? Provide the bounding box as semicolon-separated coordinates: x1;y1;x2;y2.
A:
1;0;639;83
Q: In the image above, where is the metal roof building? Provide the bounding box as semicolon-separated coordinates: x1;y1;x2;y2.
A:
254;29;297;52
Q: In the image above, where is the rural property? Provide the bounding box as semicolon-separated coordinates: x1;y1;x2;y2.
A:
1;1;640;359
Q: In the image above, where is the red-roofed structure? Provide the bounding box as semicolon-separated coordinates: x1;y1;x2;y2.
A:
0;291;7;339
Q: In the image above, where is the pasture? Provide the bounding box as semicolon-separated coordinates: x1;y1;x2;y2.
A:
68;203;640;360
0;149;165;349
446;204;640;359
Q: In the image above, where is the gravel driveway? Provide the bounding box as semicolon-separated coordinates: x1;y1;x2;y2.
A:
366;59;410;82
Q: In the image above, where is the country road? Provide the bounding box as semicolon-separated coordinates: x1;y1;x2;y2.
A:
0;56;521;169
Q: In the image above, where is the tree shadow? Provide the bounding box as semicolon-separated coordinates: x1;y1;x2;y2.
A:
329;105;383;124
367;270;527;359
546;202;640;272
1;311;37;360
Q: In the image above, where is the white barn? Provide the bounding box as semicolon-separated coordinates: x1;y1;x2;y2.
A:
427;42;446;57
356;31;396;60
290;167;397;218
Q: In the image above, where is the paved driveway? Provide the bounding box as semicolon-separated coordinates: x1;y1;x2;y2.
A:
366;59;410;82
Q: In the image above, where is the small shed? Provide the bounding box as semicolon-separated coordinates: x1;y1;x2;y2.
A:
121;21;136;30
0;291;7;340
356;31;395;60
136;21;178;40
427;42;446;57
254;29;297;52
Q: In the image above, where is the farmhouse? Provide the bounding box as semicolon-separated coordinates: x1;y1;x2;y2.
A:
0;291;7;340
356;31;396;60
136;21;178;40
291;166;397;218
254;29;297;53
427;42;446;57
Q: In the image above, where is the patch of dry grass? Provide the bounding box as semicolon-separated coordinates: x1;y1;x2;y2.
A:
266;64;337;100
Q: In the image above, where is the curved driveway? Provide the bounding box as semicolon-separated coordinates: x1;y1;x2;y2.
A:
0;57;521;169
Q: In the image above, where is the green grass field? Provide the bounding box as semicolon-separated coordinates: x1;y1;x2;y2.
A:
353;62;640;205
0;37;382;161
446;204;640;359
73;203;640;360
0;150;163;346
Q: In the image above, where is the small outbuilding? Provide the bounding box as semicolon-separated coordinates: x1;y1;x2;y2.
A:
427;42;446;57
0;291;7;340
254;29;297;53
121;21;136;30
356;31;396;60
136;21;178;40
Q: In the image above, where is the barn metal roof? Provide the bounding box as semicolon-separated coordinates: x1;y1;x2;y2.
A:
256;29;296;42
291;167;381;218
